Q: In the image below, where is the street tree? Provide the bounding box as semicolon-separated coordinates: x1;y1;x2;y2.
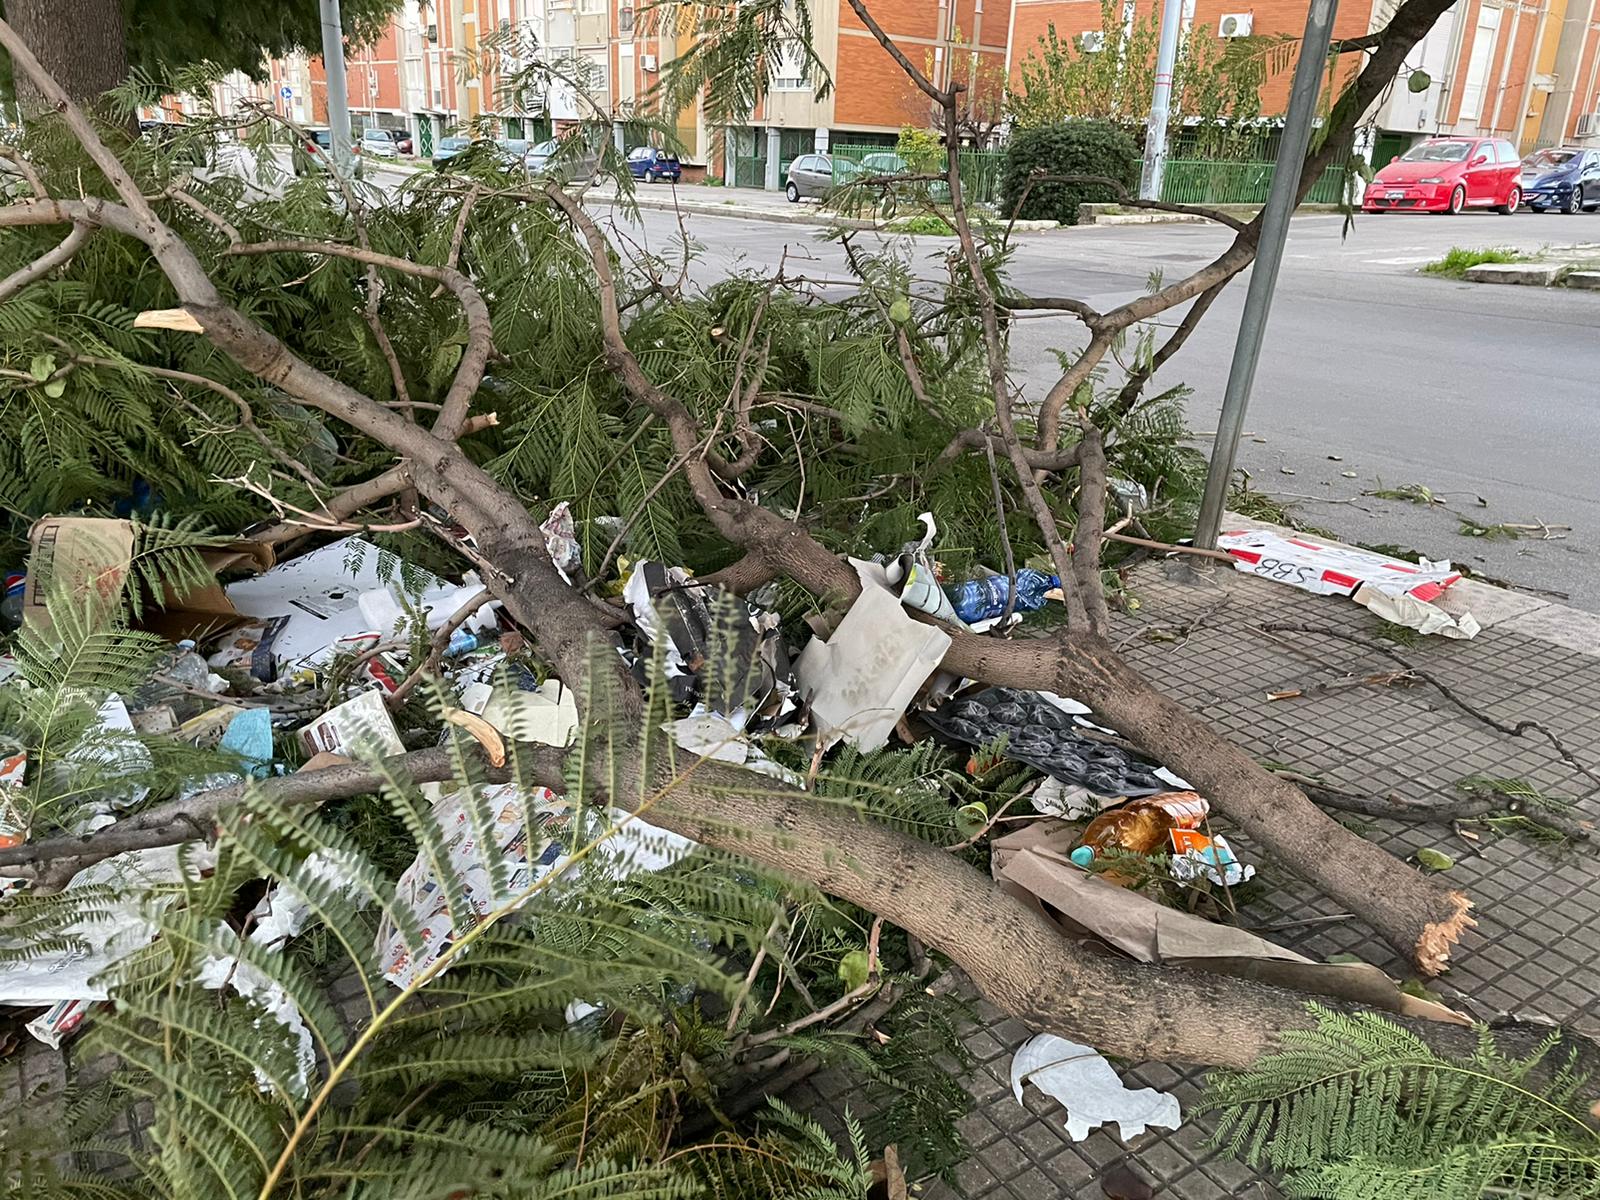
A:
1;0;1598;1192
1008;0;1296;158
0;0;402;108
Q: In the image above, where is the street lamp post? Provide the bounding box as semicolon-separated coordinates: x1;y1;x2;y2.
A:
1192;0;1342;549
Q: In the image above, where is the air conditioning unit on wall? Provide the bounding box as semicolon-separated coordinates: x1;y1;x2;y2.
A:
641;53;658;72
1081;30;1106;52
1577;112;1600;138
1218;13;1253;37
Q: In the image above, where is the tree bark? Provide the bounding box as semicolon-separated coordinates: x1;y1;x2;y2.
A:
6;0;128;112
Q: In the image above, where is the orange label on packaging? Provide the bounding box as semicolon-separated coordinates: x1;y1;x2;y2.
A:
1169;828;1213;855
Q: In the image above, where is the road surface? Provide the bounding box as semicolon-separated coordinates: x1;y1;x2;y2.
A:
585;198;1600;611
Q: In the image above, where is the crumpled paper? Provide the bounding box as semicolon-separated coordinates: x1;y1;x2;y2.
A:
1010;1033;1182;1141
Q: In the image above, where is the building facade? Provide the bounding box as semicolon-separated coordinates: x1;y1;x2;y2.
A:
144;0;1600;180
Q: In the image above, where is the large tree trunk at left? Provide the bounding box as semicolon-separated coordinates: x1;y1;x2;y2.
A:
7;0;127;113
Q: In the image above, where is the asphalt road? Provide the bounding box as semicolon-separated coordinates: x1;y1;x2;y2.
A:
591;200;1600;611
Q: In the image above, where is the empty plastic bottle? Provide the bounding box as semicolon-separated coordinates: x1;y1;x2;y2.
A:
944;569;1061;625
1069;792;1210;877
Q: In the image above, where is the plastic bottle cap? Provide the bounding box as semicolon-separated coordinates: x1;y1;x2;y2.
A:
1069;845;1094;868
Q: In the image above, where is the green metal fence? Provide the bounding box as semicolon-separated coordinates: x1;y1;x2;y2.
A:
1159;158;1352;206
828;143;1008;206
734;154;766;189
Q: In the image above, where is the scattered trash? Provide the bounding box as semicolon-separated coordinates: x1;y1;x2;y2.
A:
222;537;484;674
375;782;694;990
298;690;406;759
1168;828;1254;887
1070;792;1210;874
623;561;796;727
796;559;950;753
1031;776;1120;821
945;568;1062;628
25;998;96;1049
1216;529;1479;639
21;516;272;640
992;821;1467;1020
1010;1032;1182;1141
926;688;1171;797
541;501;582;582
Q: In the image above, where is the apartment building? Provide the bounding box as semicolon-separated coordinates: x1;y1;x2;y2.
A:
1009;0;1600;158
147;0;1600;181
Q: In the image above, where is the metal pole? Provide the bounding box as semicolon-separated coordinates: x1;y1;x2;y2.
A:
1139;0;1185;200
319;0;355;178
1192;0;1340;549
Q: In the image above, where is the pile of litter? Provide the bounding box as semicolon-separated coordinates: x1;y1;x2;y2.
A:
0;506;1470;1096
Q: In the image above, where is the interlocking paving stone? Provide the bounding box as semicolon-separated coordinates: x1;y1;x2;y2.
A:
797;563;1600;1198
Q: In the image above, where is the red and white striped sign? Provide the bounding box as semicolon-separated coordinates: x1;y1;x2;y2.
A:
1216;530;1460;601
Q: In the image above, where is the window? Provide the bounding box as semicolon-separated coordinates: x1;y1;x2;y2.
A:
1496;142;1517;163
772;39;809;90
619;6;633;31
1400;139;1472;163
628;146;651;161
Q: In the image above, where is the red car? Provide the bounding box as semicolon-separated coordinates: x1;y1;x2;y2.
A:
1362;136;1522;215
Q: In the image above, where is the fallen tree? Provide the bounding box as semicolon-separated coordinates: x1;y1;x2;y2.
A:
0;0;1559;1091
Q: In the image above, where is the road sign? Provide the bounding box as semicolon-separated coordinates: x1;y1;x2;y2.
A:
280;85;293;99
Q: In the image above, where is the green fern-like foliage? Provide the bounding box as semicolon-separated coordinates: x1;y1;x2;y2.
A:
1201;1006;1600;1199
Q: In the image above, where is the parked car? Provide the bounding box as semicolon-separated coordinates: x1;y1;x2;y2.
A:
526;136;601;183
626;146;681;183
856;151;909;178
1520;146;1600;213
360;128;407;158
785;152;835;201
432;136;473;170
292;128;364;179
1362;136;1521;214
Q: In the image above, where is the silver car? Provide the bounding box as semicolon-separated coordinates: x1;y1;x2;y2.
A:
785;153;835;201
526;136;601;184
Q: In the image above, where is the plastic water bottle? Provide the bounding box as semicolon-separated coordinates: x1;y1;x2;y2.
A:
944;569;1060;625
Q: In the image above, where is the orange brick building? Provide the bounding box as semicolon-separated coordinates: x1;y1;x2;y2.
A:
149;0;1600;179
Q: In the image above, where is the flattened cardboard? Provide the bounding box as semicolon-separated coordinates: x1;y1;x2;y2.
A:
992;821;1467;1024
22;517;272;641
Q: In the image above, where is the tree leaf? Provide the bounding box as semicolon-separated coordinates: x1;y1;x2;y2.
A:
43;378;67;399
29;353;54;381
837;949;871;991
1415;847;1454;871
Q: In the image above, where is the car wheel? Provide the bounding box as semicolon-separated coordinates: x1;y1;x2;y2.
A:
1447;185;1466;214
785;181;800;203
1563;185;1583;214
644;168;657;183
1497;186;1519;215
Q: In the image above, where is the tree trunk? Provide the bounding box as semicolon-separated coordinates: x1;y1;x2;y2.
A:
6;0;128;113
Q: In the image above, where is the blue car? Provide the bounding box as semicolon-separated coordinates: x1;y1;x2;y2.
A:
1520;146;1600;213
626;146;681;183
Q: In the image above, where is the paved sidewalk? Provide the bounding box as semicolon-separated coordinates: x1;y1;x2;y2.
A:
782;552;1600;1198
6;536;1598;1197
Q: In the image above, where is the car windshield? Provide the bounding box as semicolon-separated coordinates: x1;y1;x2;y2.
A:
438;137;469;152
529;139;558;159
501;139;528;155
1524;148;1577;169
1399;141;1472;163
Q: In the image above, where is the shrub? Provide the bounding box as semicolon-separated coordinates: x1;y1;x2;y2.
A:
1000;121;1139;224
